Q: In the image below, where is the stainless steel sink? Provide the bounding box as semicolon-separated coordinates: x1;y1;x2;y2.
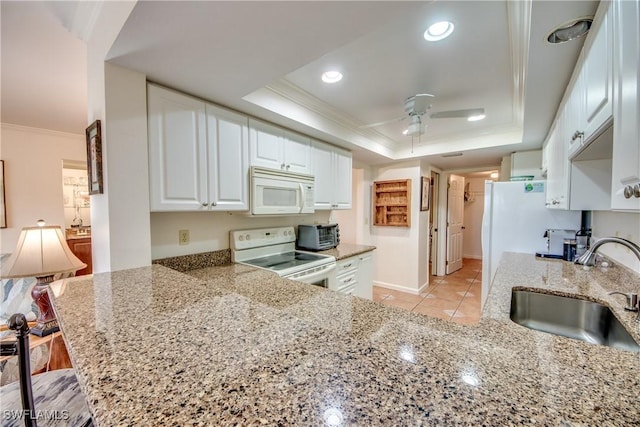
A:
510;290;640;352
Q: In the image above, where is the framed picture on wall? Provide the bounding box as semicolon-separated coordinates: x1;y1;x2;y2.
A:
420;176;430;211
0;160;6;228
86;120;103;195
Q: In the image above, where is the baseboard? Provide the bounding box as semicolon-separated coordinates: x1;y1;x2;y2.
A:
373;280;424;295
463;255;482;260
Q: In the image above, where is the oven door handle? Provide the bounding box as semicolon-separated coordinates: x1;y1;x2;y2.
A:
288;263;336;286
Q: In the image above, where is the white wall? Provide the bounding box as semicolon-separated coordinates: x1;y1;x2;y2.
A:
151;211;331;259
0;124;85;254
592;211;640;272
462;177;485;259
86;2;141;273
369;160;428;294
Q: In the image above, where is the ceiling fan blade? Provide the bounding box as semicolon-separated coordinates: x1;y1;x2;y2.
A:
430;108;484;119
359;115;407;129
405;93;435;115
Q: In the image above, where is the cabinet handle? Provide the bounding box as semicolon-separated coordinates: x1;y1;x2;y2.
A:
634;184;640;198
343;263;353;269
202;202;209;207
286;164;290;170
281;163;286;170
344;277;352;283
211;202;217;206
552;199;560;205
624;185;634;199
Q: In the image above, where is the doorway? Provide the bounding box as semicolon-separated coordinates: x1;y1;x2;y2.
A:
429;171;439;277
446;174;465;274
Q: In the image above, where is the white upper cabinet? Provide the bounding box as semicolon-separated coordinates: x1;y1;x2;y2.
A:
312;141;352;210
148;84;249;212
545;116;570;210
248;119;313;174
582;7;613;140
206;104;249;211
611;0;640;210
148;84;208;211
567;3;613;159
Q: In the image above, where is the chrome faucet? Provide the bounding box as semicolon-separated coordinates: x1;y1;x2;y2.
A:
574;237;640;267
577;237;640;322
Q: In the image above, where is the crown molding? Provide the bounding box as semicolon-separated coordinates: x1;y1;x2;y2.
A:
263;79;401;150
1;122;84;138
506;0;531;128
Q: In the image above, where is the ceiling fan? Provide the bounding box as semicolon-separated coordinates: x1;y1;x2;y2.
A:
361;93;485;137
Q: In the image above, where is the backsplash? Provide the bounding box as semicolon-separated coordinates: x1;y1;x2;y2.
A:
592;211;640;273
150;210;332;259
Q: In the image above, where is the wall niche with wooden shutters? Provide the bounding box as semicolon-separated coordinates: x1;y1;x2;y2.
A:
373;179;411;227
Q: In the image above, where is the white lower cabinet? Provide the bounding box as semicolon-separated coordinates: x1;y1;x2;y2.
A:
333;251;374;299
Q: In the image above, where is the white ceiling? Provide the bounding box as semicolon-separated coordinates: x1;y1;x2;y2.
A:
2;0;599;170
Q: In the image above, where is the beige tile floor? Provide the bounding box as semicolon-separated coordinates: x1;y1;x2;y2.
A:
373;258;482;325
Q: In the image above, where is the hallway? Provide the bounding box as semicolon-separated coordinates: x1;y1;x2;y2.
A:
373;258;482;325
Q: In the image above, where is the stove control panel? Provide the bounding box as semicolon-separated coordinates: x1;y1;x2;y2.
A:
230;226;296;250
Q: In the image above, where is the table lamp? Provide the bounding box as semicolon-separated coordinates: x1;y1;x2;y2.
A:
1;220;87;336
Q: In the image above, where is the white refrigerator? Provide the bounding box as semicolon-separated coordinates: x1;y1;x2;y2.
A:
481;181;581;307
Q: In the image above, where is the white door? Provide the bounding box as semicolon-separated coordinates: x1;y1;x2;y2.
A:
248;120;284;170
147;84;207;211
446;174;465;274
206;104;249;211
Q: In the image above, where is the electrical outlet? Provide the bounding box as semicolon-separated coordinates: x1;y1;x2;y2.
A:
179;229;190;245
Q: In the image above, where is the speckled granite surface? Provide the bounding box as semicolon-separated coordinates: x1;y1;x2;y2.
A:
317;243;376;260
51;253;639;425
152;249;230;272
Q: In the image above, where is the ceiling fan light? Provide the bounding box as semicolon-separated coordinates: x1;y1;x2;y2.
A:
424;21;454;41
321;70;343;83
467;114;486;122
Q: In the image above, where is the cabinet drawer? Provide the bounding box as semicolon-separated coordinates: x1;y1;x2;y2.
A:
336;272;357;292
337;257;358;274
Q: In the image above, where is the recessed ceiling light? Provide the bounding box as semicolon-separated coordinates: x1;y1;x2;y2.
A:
321;70;343;83
547;17;593;44
490;172;499;179
424;21;454;41
467;114;486;122
402;129;409;135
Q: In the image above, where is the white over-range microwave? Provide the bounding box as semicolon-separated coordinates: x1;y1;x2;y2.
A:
250;166;315;215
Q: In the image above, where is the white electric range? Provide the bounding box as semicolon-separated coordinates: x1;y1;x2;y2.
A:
230;226;336;288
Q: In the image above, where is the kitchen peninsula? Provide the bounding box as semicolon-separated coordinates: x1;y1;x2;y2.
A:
51;253;640;425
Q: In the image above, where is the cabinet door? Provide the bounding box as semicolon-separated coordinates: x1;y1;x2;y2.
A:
67;238;92;276
565;75;585;158
206;104;249;211
611;0;640;210
355;252;373;300
283;132;313;174
248;120;285;170
546;117;569;209
334;147;352;209
312;141;335;210
583;6;613;141
148;84;207;211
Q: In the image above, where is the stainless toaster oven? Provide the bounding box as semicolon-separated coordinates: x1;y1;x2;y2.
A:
297;224;340;251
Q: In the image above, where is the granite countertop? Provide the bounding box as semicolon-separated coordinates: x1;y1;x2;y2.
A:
51;253;640;425
316;243;376;260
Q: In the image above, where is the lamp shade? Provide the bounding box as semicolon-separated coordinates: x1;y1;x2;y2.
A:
1;225;87;278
